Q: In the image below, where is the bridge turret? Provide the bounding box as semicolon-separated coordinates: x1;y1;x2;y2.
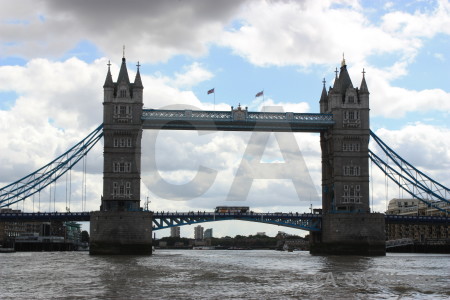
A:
319;79;328;113
101;56;143;212
320;59;370;214
313;59;385;255
132;62;143;102
91;55;152;255
103;61;114;102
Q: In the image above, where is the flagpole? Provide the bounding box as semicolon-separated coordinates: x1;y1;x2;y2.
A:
214;91;216;111
262;89;265;112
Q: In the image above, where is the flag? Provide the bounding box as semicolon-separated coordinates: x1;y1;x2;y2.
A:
255;91;263;97
207;88;215;95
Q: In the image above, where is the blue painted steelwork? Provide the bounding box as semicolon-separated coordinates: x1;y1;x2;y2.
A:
369;130;450;214
141;109;334;132
384;214;450;224
1;211;448;227
152;212;322;231
0;125;104;208
0;211;91;221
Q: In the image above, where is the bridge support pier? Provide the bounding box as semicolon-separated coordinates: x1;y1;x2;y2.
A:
310;213;385;255
89;211;153;255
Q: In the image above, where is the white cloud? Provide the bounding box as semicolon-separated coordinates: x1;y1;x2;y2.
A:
0;0;246;62
171;62;214;89
381;0;450;38
219;0;415;67
366;66;450;117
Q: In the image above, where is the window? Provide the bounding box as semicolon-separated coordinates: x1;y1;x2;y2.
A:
341;184;362;204
343;110;361;127
343;165;360;176
348;96;355;104
113;137;133;148
113;182;118;196
113;105;132;120
126;182;131;196
112;181;132;198
342;142;360;152
113;162;132;173
120;89;127;98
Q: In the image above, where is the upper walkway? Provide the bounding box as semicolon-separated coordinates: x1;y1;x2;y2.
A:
141;108;335;132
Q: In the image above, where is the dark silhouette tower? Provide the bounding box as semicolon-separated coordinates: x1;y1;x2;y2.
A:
90;56;152;255
311;58;385;255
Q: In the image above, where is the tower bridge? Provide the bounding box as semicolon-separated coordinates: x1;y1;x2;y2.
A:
1;55;449;255
89;55;385;255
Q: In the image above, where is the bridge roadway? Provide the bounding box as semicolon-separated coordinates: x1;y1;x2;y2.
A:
0;212;448;231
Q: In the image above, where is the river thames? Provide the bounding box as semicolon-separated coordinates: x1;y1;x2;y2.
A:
1;250;449;299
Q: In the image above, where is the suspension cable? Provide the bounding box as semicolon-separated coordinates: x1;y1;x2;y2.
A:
370;160;374;212
65;170;68;212
69;168;72;212
49;184;52;212
84;154;87;211
385;156;389;212
53;177;56;212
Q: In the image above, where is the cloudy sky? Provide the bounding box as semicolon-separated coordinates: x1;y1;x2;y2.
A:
0;0;449;238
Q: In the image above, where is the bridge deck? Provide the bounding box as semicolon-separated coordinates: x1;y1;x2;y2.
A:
1;212;448;231
141;109;335;132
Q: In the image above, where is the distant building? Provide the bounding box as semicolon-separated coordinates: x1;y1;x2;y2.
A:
385;198;449;243
0;209;82;250
204;228;213;239
256;232;266;236
194;225;204;240
170;227;180;238
386;198;449;216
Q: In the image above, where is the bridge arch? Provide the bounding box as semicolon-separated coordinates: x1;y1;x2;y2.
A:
152;212;321;232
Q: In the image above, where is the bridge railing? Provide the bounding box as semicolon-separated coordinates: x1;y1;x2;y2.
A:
142;109;334;122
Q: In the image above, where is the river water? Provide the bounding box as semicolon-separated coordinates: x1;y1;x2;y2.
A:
0;250;449;299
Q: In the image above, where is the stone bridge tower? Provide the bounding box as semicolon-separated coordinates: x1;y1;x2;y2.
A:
311;58;385;255
90;56;153;255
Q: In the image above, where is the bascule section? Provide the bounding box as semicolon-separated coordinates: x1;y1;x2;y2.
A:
90;57;152;255
312;59;385;255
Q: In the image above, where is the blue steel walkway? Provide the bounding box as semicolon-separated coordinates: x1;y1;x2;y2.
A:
1;211;448;231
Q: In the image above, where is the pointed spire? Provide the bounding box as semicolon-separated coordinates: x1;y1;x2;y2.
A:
320;78;327;102
341;53;346;67
332;75;341;92
117;54;130;84
103;60;114;88
134;61;143;88
360;68;369;94
337;57;353;93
